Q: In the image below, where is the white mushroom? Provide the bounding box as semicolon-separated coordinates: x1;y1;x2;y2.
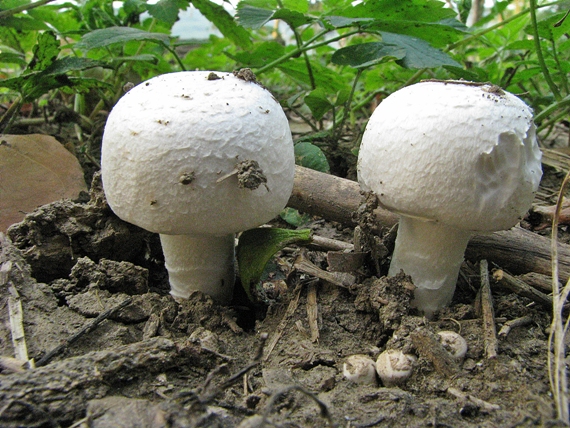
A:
437;331;468;361
375;349;416;386
357;81;542;317
343;354;378;385
101;71;295;304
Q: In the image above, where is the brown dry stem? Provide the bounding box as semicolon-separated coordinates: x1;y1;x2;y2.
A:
479;260;498;359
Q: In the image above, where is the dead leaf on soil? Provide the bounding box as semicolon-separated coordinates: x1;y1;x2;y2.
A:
0;134;87;231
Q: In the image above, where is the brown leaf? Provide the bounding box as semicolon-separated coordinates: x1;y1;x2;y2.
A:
0;134;87;231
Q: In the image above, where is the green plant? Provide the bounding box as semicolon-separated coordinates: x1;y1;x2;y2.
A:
2;0;568;168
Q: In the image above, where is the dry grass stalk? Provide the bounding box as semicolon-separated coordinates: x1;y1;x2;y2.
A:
549;169;570;425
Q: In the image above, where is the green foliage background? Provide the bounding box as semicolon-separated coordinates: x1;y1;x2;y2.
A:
0;0;569;174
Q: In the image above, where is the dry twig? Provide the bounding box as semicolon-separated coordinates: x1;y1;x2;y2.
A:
498;316;534;338
293;251;356;288
479;260;498;359
492;268;553;309
548;169;570;424
264;280;304;362
447;387;500;411
35;297;133;367
306;281;319;343
410;328;459;378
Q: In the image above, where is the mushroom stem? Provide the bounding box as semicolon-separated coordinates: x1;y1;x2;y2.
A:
388;216;472;317
159;234;236;303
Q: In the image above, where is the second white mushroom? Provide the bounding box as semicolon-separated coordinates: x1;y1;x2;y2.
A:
358;81;542;317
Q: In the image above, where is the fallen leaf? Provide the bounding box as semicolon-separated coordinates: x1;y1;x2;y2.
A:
0;134;87;231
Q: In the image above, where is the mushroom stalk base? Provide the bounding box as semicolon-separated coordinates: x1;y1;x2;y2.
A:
388;216;471;318
159;234;236;304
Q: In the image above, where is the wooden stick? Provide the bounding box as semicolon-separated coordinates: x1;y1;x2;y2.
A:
479;261;498;359
492;268;553;310
306;281;319;343
447;387;501;411
288;165;570;281
293;252;356;288
410;328;459;378
263;280;304;362
498;316;533;338
7;284;33;369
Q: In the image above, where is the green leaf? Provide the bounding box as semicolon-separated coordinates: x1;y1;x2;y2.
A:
192;0;252;49
0;14;50;31
110;54;160;65
304;88;333;120
280;207;312;227
236;5;313;29
0;56;107;101
380;32;460;69
322;15;374;29
272;8;314;28
0;51;26;66
227;40;285;68
282;0;309;13
147;0;188;26
364;20;464;47
42;57;106;75
456;0;471;23
278;59;346;92
75;27;170;50
339;0;456;22
525;11;570;41
237;228;312;301
28;31;60;72
294;141;330;172
443;65;485;81
331;42;405;69
236;5;274;29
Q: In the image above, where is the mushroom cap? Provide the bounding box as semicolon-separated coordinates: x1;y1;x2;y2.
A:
101;71;295;235
343;354;378;385
357;81;542;232
375;349;416;386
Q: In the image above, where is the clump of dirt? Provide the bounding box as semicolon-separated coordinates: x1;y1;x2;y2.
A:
0;173;565;427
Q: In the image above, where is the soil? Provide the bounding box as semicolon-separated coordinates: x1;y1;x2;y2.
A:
1;139;569;427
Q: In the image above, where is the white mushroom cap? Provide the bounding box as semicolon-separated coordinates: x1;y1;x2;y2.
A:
358;81;542;232
343;354;378;385
437;331;468;361
101;71;295;236
375;349;416;386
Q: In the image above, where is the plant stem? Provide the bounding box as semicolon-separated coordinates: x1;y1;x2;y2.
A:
255;29;360;75
534;93;570;124
0;0;57;19
529;0;561;101
334;69;362;141
549;169;570;424
0;97;23;133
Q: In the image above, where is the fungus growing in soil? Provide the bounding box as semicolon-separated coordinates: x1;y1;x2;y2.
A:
437;331;468;361
101;71;295;303
357;80;542;317
343;354;378;385
375;349;416;386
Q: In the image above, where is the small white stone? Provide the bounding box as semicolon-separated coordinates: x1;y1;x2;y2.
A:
437;331;468;361
343;354;377;385
375;349;416;387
